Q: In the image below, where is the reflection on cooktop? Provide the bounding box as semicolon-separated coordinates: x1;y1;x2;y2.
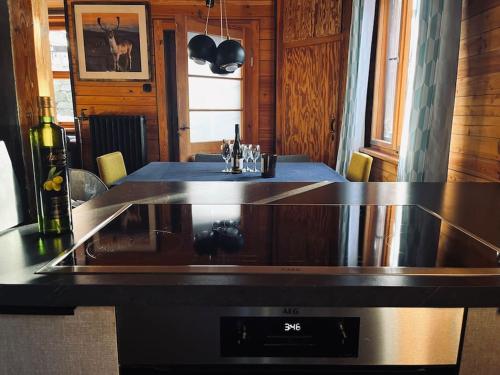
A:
46;204;499;272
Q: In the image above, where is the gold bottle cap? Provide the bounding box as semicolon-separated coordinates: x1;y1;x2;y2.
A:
38;96;54;117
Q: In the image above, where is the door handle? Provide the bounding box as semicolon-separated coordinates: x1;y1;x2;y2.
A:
177;125;190;136
330;116;336;140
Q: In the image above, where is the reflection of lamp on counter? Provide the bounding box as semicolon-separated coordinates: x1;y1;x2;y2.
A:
193;220;244;256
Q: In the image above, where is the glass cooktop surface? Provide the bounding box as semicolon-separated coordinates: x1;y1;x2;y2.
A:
37;204;500;274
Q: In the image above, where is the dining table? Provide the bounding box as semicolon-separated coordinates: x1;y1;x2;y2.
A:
114;161;348;184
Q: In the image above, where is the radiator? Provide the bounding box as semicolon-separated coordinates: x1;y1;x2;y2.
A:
89;115;147;174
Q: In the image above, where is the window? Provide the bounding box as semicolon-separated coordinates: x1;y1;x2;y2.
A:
49;27;75;126
187;32;243;143
369;0;412;155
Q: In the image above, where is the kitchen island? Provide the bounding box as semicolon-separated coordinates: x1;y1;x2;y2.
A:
0;182;498;374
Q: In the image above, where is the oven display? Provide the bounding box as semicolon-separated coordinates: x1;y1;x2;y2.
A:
220;317;360;357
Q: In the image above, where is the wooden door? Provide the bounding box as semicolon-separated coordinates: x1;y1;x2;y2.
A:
276;0;351;166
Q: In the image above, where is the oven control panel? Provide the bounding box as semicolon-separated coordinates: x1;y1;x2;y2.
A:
117;306;463;367
221;317;359;357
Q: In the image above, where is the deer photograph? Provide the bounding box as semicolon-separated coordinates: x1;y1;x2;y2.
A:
97;16;133;72
80;11;143;74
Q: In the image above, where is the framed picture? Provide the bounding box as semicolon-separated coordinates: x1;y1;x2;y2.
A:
73;3;150;80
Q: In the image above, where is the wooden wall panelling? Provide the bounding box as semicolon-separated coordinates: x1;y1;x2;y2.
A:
66;0;276;166
7;0;55;218
276;0;349;166
257;15;275;151
315;0;343;38
32;0;56;100
449;0;500;181
282;1;315;42
369;158;397;182
243;20;261;147
48;0;64;9
281;41;340;164
66;0;159;170
173;15;190;161
150;1;274;19
153;19;175;161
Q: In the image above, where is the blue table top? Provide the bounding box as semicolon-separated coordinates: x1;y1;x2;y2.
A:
116;162;347;184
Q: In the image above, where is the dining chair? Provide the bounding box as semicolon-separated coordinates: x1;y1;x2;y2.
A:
277;154;311;162
96;151;127;186
69;169;108;206
346;152;373;182
193;153;222;162
0;141;24;231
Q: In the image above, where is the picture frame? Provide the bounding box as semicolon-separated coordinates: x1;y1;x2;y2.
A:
73;3;150;80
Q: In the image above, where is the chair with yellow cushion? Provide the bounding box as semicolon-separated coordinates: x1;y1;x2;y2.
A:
346;152;373;182
96;151;127;186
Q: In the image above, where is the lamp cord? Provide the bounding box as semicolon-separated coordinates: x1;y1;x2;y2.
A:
204;3;211;35
223;0;230;39
220;0;223;40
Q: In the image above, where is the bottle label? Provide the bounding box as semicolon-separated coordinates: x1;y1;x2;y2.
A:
39;147;70;220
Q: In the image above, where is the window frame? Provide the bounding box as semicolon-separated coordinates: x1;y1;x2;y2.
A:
187;27;245;145
48;21;75;131
369;0;412;157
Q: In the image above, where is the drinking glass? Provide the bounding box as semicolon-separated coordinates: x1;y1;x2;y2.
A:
246;144;253;172
241;144;249;172
252;145;261;172
220;141;231;172
229;142;234;167
247;144;255;172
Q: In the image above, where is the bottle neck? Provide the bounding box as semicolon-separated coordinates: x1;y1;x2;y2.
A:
39;115;55;124
234;125;240;141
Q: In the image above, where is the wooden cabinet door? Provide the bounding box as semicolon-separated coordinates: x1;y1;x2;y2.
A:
276;0;350;166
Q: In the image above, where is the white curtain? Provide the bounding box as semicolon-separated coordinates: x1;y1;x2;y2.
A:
398;0;462;182
336;0;376;175
336;0;376;265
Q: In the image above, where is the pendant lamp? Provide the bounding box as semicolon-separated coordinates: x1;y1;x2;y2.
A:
215;39;245;72
188;34;216;65
187;0;245;74
187;1;216;65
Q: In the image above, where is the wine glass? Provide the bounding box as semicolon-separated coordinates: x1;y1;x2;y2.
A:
247;144;255;172
241;144;249;172
220;141;231;172
252;145;261;172
247;144;253;172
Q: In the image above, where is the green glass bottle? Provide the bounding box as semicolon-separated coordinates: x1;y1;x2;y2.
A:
30;96;73;234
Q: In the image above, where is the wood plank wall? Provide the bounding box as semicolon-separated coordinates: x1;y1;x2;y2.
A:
369;0;500;183
8;0;56;217
368;151;398;182
65;0;275;170
448;0;500;182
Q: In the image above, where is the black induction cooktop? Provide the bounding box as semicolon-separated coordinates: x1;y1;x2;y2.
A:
37;204;500;275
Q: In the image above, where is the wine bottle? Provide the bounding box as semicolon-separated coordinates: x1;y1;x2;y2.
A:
29;96;73;234
231;124;242;174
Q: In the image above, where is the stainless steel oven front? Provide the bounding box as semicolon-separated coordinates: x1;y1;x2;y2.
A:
116;306;464;367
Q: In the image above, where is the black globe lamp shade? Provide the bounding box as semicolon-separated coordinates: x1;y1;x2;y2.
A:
209;62;230;75
188;34;216;65
215;39;245;73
